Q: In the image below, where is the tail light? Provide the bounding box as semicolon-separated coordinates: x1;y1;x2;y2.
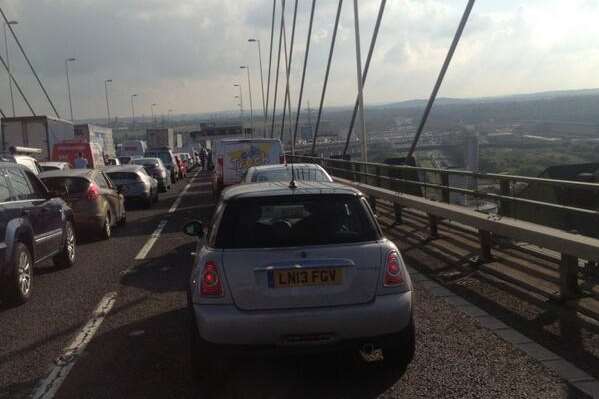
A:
279;154;286;164
384;251;404;287
86;183;100;201
200;261;224;297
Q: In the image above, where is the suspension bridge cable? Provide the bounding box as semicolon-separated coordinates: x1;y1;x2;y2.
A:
292;0;317;154
310;0;343;155
0;8;59;118
280;0;299;143
264;0;277;137
270;0;286;138
343;0;386;157
0;52;36;115
407;0;475;158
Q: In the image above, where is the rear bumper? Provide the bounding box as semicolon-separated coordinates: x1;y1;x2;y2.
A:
191;291;412;347
73;211;104;230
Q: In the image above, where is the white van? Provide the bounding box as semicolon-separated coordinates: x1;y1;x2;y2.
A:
215;138;285;190
119;140;147;157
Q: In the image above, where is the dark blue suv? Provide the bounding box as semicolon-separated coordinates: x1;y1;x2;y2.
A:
0;162;76;305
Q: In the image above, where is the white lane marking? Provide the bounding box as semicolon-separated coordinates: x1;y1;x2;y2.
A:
134;172;201;260
32;292;118;399
134;219;168;260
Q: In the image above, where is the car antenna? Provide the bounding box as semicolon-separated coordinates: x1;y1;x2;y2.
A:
289;160;297;189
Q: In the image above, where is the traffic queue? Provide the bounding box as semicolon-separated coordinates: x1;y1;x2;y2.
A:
0;116;206;306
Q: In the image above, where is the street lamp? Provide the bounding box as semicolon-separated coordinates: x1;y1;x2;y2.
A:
233;83;243;123
3;20;17;117
104;79;112;125
240;65;254;135
130;94;138;127
65;57;77;121
248;38;266;131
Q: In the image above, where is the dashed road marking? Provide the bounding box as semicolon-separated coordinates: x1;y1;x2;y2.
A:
31;291;118;399
134;219;168;260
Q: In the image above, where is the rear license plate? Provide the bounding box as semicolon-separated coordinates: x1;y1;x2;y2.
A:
269;268;343;288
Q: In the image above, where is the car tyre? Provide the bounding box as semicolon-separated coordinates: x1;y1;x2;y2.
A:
2;242;33;305
382;316;415;369
100;212;112;240
53;221;76;269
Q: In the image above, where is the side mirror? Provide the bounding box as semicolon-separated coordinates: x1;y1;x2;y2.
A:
183;220;204;238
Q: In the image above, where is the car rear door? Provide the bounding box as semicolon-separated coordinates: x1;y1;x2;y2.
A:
94;172;120;221
6;167;58;260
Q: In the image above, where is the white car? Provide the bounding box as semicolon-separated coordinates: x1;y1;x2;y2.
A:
184;181;414;376
242;163;333;183
40;161;71;172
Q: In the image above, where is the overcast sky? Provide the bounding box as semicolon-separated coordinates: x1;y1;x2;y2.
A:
1;0;599;120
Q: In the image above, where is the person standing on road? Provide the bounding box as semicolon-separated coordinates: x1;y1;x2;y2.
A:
74;152;89;169
199;148;207;170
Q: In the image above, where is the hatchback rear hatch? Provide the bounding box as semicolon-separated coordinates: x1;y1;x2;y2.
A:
106;172;143;194
215;194;382;311
41;176;92;210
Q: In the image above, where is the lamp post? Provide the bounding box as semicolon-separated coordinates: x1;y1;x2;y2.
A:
65;57;77;121
130;94;138;127
240;65;254;135
248;38;266;133
104;79;112;125
3;20;17;117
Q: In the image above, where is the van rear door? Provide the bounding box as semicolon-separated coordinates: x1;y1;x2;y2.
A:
221;140;284;186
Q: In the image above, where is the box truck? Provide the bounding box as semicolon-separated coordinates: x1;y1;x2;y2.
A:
1;116;75;160
74;124;116;157
146;128;175;148
214;138;284;189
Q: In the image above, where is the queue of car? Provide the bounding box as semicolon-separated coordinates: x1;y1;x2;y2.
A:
182;138;415;377
0;143;204;306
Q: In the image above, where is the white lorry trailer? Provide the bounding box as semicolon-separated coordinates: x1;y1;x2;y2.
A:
1;116;75;160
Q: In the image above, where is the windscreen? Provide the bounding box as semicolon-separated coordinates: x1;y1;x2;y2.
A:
145;152;171;166
216;194;378;249
42;177;89;194
253;167;329;183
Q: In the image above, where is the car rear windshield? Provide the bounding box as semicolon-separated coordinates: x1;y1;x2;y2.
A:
252;167;328;182
145;152;171;165
215;194;378;249
42;177;89;194
107;172;140;182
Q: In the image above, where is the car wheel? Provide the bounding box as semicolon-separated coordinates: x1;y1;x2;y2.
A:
118;211;127;226
2;242;33;305
100;212;112;240
53;221;76;269
382;316;415;369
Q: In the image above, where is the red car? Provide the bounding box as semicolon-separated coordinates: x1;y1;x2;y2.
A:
175;155;187;178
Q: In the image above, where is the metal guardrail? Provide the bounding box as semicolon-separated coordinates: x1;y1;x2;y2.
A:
288;154;599;301
288;154;599;238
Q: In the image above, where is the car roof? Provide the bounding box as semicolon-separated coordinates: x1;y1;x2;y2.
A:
248;163;323;172
132;157;160;163
104;165;144;173
39;169;94;178
220;138;281;143
0;160;30;170
40;161;68;166
221;181;360;201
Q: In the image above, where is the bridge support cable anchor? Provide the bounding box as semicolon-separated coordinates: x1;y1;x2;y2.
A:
343;0;386;157
310;0;343;155
407;0;476;158
292;0;317;154
264;0;277;138
270;0;286;138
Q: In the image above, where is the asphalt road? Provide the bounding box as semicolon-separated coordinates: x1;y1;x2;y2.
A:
0;171;588;399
